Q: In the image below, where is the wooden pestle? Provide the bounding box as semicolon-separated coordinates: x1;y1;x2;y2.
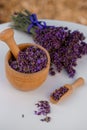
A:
50;77;84;104
0;28;20;59
0;28;50;91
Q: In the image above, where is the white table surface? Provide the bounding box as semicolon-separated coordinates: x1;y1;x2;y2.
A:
0;20;87;130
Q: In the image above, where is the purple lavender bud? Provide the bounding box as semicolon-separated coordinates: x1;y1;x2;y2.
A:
34;26;87;77
9;46;48;73
51;86;69;101
34;100;51;116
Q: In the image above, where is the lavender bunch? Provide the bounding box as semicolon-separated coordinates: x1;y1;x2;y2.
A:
11;10;87;77
11;10;45;36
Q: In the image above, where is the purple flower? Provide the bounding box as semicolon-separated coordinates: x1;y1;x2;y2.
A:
35;26;87;77
51;86;69;101
9;46;48;73
35;101;50;116
34;100;51;122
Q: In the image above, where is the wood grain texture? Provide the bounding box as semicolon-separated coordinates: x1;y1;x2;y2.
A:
0;28;20;59
71;77;84;89
50;77;84;104
0;28;50;91
5;43;50;91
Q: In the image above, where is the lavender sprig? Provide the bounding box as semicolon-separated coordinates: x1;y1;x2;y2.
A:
11;10;87;77
11;10;37;36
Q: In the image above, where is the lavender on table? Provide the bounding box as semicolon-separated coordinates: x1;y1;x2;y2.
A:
11;10;87;77
35;27;87;77
40;116;51;122
51;86;69;101
9;46;48;73
34;100;51;122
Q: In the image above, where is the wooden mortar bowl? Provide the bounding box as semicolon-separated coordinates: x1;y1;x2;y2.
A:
5;43;50;91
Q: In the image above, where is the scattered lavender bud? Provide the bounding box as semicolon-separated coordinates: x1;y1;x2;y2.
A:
40;116;51;122
49;70;56;76
34;100;51;122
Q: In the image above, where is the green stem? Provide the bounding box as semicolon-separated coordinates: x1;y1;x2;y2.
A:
11;10;37;36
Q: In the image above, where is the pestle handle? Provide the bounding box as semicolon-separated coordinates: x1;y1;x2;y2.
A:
0;28;20;59
71;77;84;89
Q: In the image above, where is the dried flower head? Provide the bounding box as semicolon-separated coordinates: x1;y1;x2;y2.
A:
11;10;87;77
34;100;51;122
9;46;48;73
51;86;69;101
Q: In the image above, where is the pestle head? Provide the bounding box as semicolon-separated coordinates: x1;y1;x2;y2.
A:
0;28;20;59
0;28;14;41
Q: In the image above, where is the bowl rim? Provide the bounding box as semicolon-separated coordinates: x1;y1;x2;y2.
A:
5;43;50;76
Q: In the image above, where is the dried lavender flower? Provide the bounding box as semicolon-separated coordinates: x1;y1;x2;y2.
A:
51;86;69;101
9;46;48;73
40;116;51;122
11;10;87;77
35;27;87;77
34;100;51;122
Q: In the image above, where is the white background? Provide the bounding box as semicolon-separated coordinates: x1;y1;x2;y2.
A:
0;21;87;130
